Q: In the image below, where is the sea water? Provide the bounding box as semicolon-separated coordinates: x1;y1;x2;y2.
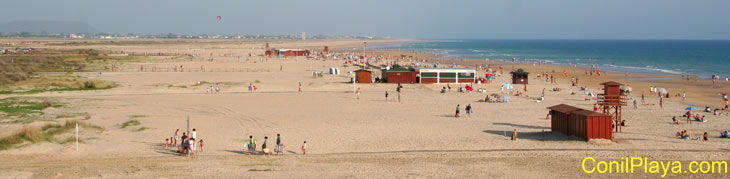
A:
368;39;730;79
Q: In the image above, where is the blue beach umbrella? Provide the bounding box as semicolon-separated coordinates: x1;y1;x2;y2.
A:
685;106;696;110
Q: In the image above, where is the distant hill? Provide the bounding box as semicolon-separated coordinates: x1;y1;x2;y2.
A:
0;20;101;34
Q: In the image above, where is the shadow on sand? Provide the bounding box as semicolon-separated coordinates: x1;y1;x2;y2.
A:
492;122;550;130
482;130;583;141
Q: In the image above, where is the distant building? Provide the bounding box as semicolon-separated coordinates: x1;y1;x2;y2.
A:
265;49;310;56
416;68;476;84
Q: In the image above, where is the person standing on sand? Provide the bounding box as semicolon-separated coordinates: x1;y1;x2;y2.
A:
356;88;361;100
455;104;461;118
173;129;179;147
301;141;307;155
248;83;253;93
248;135;256;154
398;91;401;103
682;91;686;101
298;82;302;92
275;134;283;155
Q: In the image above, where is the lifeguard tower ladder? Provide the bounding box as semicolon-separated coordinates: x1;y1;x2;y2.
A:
597;81;628;132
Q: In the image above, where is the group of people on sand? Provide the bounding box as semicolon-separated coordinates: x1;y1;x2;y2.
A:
166;129;204;158
676;130;709;141
454;104;472;118
248;83;258;93
245;134;307;155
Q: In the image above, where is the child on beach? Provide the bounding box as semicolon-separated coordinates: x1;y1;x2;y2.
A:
248;135;256;154
455;104;461;118
356;88;361;100
199;139;204;152
466;104;472;118
511;129;518;140
301;141;307;155
165;138;169;148
298;82;302;92
385;91;389;101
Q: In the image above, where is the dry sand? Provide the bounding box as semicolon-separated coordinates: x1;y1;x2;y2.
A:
0;38;729;178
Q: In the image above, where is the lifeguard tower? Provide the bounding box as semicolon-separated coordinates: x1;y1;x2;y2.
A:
597;81;628;132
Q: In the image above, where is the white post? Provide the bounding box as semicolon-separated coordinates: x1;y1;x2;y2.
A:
187;116;190;135
75;123;79;151
353;74;357;93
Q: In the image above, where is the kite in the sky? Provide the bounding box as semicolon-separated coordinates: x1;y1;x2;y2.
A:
217;16;222;20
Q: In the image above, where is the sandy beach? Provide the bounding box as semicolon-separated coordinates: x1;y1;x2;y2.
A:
1;38;729;178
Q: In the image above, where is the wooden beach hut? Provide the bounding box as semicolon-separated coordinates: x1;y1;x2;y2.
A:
354;69;372;83
511;69;529;84
569;110;613;141
547;104;582;135
383;68;417;84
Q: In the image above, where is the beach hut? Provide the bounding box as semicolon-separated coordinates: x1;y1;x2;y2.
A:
547;104;582;135
354;69;372;83
569;110;613;141
510;69;529;84
383;68;417;84
415;68;476;84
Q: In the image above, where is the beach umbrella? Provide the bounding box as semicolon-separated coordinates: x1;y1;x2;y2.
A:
657;88;667;94
502;83;513;89
685;106;696;110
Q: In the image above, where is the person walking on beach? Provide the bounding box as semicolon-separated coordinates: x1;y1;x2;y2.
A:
633;100;638;109
641;94;645;104
298;82;302;92
455;104;461;118
356;88;361;100
542;88;546;97
385;91;389;102
248;83;253;93
191;128;197;139
301;141;307;155
466;104;472;118
682;91;686;101
659;98;664;110
398;91;401;103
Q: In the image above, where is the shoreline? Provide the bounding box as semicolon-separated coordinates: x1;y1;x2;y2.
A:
361;41;728;109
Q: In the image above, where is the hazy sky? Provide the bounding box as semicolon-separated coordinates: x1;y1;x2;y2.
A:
2;0;729;39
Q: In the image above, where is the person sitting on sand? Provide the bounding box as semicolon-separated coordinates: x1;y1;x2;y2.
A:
703;132;709;141
721;131;729;138
441;87;447;93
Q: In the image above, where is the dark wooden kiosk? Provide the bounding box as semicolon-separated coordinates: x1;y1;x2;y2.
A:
547;104;582;134
547;104;614;141
597;81;628;132
354;69;372;83
511;68;529;84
